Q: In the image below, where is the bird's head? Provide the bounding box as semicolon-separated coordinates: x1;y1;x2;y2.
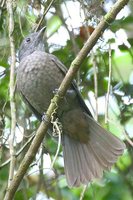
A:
18;27;46;61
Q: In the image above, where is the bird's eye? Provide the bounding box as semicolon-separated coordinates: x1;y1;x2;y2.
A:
26;37;31;43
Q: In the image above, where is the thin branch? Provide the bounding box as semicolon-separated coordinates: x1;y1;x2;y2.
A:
18;7;25;38
63;2;80;55
35;0;56;32
80;185;88;200
107;118;133;147
6;0;17;187
1;0;6;7
105;43;112;123
123;129;133;147
55;3;80;85
64;2;81;87
35;147;50;199
92;51;98;121
3;0;129;199
0;134;35;169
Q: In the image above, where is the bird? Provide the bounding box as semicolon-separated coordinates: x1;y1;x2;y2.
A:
16;27;125;187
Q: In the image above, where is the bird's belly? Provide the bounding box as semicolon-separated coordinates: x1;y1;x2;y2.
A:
17;66;64;115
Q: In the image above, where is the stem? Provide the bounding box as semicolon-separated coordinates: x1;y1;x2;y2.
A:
92;51;98;121
105;43;112;124
6;0;16;187
35;0;56;32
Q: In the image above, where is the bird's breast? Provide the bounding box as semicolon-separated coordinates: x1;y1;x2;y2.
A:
17;51;64;115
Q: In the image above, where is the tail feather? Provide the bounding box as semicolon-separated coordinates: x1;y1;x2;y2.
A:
83;144;103;178
63;136;78;185
62;114;125;187
87;115;124;151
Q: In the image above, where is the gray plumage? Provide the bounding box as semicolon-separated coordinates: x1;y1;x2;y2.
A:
17;27;125;187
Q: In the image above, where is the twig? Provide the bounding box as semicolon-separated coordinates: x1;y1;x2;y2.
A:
0;134;35;169
105;43;112;123
63;1;80;55
92;51;98;121
123;129;133;147
3;1;129;199
80;185;88;200
6;0;17;187
107;118;133;147
40;148;50;199
56;3;80;85
35;0;56;32
18;7;25;38
1;0;6;8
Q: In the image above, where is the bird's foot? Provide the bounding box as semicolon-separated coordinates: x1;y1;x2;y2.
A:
53;88;76;99
53;88;58;94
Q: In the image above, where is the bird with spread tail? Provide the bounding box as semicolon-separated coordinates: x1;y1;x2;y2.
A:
16;27;125;187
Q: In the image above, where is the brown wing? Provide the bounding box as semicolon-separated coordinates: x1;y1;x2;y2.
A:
50;54;93;117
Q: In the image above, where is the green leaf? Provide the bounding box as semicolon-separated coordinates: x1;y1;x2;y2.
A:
47;15;62;37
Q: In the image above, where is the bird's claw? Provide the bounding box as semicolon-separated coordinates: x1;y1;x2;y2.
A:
53;88;58;94
42;113;50;123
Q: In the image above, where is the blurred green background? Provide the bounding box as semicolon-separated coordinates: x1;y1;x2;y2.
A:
0;0;133;199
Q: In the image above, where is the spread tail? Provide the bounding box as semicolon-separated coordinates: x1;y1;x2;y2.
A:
62;114;125;187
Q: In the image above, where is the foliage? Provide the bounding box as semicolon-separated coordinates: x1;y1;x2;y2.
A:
0;0;133;199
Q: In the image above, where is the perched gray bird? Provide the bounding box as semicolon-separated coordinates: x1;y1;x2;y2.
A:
17;27;125;187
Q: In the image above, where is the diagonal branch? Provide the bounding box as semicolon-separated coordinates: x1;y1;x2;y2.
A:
4;0;129;199
35;0;56;32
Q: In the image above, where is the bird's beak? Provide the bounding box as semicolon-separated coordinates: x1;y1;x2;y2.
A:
39;26;47;33
37;26;46;39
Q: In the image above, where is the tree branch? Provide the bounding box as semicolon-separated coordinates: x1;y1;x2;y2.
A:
4;0;129;199
6;0;17;188
35;0;56;32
